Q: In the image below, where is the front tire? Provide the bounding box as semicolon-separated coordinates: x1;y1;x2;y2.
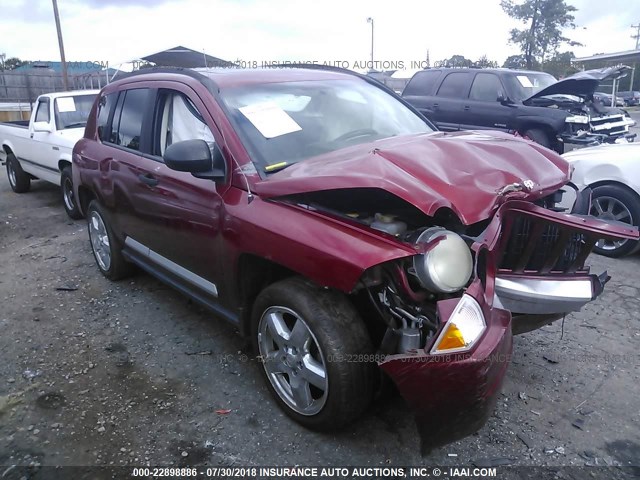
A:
61;166;82;219
6;154;30;193
87;200;133;280
590;184;640;257
252;277;374;431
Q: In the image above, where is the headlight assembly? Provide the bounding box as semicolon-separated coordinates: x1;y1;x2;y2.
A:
412;227;473;293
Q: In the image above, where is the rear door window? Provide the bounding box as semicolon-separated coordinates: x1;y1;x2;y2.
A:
111;89;150;151
436;72;473;98
403;71;442;96
469;73;504;102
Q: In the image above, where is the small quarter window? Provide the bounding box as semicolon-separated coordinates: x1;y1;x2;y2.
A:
34;100;50;123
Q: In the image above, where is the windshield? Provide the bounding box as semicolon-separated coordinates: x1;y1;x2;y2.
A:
503;72;557;102
220;79;433;172
54;94;97;130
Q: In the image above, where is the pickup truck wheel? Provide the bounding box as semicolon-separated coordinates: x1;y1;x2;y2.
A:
87;200;134;280
590;185;640;257
61;166;82;220
6;154;30;193
523;128;552;149
252;277;374;431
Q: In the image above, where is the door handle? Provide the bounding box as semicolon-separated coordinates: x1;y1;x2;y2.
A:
138;173;159;187
432;103;439;109
463;105;470;111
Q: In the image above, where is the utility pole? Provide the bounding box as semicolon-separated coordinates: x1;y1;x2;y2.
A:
366;17;374;71
632;23;640;49
51;0;69;91
630;23;640;92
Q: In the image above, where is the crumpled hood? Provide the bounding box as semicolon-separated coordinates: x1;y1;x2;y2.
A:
524;65;631;102
253;131;570;225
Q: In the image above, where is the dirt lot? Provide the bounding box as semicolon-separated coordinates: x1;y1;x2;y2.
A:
0;168;639;476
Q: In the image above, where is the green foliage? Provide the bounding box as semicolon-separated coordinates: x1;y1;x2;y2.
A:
502;54;537;69
501;0;581;69
2;57;25;70
435;54;498;69
543;51;579;78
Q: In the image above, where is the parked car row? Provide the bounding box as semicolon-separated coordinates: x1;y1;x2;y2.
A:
618;90;640;107
592;91;625;108
2;66;639;452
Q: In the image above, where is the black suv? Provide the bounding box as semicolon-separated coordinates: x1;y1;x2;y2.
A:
402;67;636;153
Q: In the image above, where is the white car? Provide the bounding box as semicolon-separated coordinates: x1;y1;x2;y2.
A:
563;143;640;257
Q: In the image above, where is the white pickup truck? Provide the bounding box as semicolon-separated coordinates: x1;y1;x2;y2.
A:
0;90;99;218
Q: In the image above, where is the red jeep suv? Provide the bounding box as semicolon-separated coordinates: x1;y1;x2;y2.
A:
72;67;636;451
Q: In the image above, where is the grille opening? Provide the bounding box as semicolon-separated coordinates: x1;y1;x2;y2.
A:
499;216;590;274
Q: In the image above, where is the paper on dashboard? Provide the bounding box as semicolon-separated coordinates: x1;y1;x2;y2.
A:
239;101;302;139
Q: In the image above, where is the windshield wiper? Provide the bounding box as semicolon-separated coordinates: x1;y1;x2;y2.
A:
264;161;291;174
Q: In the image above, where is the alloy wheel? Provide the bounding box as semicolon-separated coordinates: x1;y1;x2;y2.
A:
590;195;633;251
88;211;112;271
258;306;328;416
63;177;75;211
7;161;16;188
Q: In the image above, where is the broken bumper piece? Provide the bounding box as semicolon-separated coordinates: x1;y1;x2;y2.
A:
494;271;610;315
379;293;512;454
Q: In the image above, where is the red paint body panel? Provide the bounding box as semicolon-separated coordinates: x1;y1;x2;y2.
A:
254;130;570;225
216;188;418;296
380;292;512;453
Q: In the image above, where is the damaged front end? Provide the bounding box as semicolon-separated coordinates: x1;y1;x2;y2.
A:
560;103;636;149
301;189;638;452
524;65;637;149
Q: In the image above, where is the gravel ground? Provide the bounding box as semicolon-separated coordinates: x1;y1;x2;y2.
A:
0;166;639;476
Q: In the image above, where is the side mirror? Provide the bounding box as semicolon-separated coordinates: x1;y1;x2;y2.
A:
497;93;509;104
33;121;53;133
164;139;226;181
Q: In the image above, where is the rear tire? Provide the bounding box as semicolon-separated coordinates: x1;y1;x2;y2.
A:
87;200;134;280
61;166;82;219
590;184;640;258
252;277;375;431
6;154;30;193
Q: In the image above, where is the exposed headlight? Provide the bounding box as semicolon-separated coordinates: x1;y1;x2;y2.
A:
565;114;589;124
430;294;486;354
412;228;473;293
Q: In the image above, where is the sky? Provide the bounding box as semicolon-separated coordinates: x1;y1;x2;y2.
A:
1;0;639;72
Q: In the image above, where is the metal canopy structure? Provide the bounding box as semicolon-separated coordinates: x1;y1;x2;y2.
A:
141;46;234;69
574;49;640;92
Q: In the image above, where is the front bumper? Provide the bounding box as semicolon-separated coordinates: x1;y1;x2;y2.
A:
379;292;512;454
494;272;608;315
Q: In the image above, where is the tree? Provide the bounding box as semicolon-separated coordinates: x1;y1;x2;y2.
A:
2;57;25;70
435;54;473;68
502;54;535;69
543;51;579;78
501;0;581;69
474;55;498;69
